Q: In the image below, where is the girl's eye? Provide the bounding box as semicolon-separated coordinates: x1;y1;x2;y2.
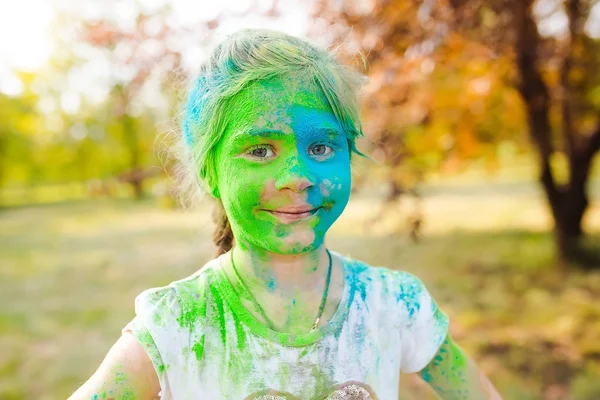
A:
247;145;275;159
309;144;334;157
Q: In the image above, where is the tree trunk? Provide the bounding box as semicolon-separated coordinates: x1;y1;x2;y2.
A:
550;184;586;263
131;176;144;200
514;0;599;267
121;104;144;201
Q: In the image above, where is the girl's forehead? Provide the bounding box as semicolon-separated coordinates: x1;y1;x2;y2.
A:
224;76;342;142
225;75;333;132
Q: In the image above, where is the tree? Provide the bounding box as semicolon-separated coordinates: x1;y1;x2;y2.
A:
80;8;187;199
0;73;46;205
313;0;599;265
509;0;600;264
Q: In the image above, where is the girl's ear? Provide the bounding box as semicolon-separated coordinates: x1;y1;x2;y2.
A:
209;177;220;199
203;170;220;199
196;174;220;199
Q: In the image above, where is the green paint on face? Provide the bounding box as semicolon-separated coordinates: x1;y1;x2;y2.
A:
213;74;352;256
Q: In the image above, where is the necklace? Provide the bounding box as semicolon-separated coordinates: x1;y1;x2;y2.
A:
230;247;333;333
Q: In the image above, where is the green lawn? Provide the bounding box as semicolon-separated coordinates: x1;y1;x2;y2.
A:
1;183;599;399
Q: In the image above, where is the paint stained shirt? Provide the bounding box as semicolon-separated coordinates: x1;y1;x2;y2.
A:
123;251;449;399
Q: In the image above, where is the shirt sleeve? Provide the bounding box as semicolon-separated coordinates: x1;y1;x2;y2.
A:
396;272;450;373
122;286;183;398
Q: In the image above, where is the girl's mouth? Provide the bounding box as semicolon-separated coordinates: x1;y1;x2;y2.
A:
265;207;321;223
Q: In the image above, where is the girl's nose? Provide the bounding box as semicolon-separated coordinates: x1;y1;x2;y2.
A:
275;157;315;193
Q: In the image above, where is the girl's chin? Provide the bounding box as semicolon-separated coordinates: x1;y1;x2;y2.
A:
280;231;326;252
255;232;323;254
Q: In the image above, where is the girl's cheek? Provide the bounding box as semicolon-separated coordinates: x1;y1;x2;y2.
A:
331;181;348;202
259;178;278;204
319;182;330;197
319;179;335;197
320;168;349;193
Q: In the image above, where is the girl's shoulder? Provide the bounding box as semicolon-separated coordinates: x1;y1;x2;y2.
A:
338;251;431;292
131;257;222;326
339;252;441;317
142;257;220;293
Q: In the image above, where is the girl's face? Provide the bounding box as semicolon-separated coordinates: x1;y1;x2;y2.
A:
214;75;352;255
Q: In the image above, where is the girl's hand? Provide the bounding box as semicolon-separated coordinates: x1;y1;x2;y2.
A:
418;333;502;400
68;332;160;400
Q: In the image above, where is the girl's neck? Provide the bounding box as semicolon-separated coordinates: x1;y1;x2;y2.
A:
230;243;330;294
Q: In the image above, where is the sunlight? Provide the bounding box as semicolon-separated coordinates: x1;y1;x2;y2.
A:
0;0;53;70
0;0;307;97
0;0;53;95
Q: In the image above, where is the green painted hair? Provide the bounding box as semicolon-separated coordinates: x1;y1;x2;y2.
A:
176;29;369;255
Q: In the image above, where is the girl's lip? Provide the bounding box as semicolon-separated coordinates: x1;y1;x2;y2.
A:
265;207;321;223
270;205;318;214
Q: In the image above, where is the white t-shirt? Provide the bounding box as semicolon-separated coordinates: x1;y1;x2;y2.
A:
123;250;449;399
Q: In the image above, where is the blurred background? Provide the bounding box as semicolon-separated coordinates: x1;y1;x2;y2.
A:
0;0;599;399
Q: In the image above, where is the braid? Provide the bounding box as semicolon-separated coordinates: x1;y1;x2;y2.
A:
212;200;234;257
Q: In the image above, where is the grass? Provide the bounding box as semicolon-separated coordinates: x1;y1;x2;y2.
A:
0;180;599;399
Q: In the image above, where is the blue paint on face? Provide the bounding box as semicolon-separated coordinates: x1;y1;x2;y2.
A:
285;106;352;250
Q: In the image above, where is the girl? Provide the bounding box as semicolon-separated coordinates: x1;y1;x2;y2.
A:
70;29;502;399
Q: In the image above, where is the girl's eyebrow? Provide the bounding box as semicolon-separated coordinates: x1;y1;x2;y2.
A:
230;127;344;144
312;127;343;139
230;129;287;144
